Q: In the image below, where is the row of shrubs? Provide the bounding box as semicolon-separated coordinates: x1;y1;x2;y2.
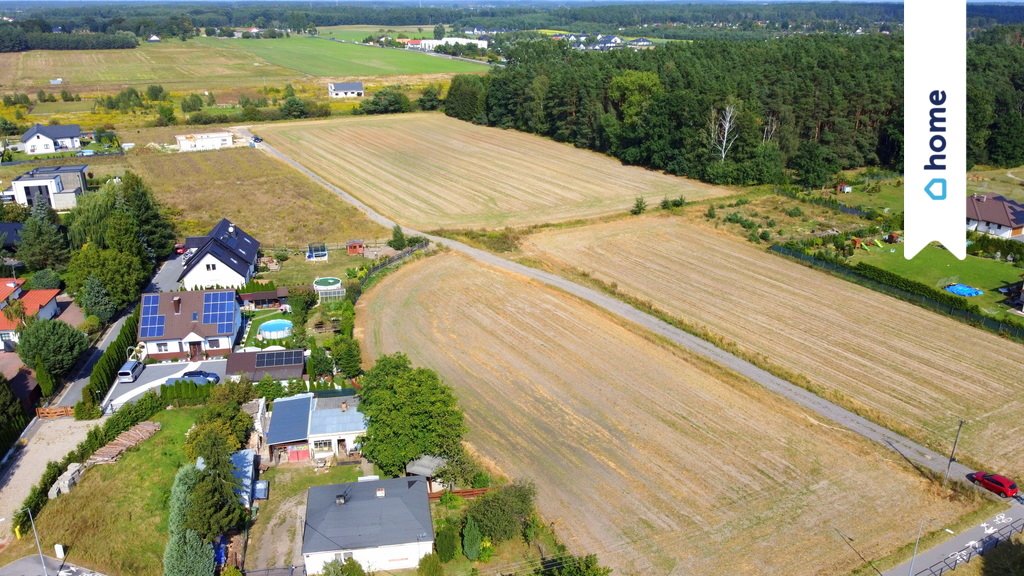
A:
14;391;164;535
852;262;983;313
967;230;1024;264
74;307;139;419
161;379;214;404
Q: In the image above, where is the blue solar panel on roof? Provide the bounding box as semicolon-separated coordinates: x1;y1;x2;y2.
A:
140;294;165;338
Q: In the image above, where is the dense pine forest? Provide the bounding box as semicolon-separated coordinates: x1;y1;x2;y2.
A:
442;26;1024;186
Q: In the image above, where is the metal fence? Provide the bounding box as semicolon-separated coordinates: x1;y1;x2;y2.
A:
768;245;1024;343
914;516;1024;576
359;242;430;289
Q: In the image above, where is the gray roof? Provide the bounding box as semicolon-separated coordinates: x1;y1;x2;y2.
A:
266;393;313;445
329;82;364;92
178;219;260;283
20;123;82;143
302;477;433;554
405;455;447;477
309;395;367;436
12;165;87;182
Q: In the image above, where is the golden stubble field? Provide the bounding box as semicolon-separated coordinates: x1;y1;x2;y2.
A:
258;113;732;230
356;252;973;576
521;216;1024;477
0;147;387;246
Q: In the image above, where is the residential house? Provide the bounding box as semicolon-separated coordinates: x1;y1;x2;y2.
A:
627;37;655;49
178;219;260;290
175;132;233;152
227;348;305;382
302;476;434;574
20;124;82;155
137;290;242;361
0;280;60;350
415;38;488;52
966;194;1024;238
147;35;161;42
327;82;365;98
266;392;367;465
2;165;88;211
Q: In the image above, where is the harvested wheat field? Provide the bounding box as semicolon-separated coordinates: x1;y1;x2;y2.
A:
258;114;730;230
521;216;1024;476
357;253;973;576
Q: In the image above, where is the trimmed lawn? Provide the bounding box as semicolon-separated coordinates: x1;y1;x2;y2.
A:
195;36;488;77
851;243;1024;322
245;464;360;569
30;100;96;114
319;25;433;42
0;408;201;576
244;309;289;347
967;164;1024;204
262;251;369;287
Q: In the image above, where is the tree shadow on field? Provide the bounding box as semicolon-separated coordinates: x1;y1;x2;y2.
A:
980;535;1024;576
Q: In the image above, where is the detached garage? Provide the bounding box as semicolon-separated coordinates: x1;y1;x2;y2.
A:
266;393;312;463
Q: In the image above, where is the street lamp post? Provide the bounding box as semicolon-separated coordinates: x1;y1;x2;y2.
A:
19;507;48;576
943;419;965;487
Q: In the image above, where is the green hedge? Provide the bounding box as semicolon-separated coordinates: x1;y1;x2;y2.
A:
161;380;214;405
13;391;163;535
76;306;140;416
852;263;981;313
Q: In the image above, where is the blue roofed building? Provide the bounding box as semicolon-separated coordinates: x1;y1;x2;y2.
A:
20;123;82;155
302;476;434;574
179;219;260;291
265;392;367;465
137;289;242;361
327;81;364;98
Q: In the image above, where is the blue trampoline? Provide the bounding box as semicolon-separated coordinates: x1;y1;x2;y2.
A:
945;283;983;297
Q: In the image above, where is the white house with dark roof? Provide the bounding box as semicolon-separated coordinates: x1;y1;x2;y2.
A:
137;289;242;361
179;219;260;290
328;82;364;98
20;124;82;155
2;165;88;211
302;476;434;574
266;393;367;465
966;194;1024;238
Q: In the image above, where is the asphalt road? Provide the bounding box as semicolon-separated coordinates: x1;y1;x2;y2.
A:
147;253;183;293
246;127;1017;571
104;358;227;409
0;554;103;576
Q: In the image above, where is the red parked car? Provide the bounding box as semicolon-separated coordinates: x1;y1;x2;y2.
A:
967;471;1019;498
174;243;186;254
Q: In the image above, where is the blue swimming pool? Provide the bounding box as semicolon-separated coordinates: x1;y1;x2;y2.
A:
945;283;983;297
259;318;294;339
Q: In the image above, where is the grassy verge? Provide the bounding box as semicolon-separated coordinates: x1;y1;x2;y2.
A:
0;408;200;576
850;498;1008;576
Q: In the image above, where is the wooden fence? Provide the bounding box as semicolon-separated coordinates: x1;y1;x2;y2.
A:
428;487;492;501
35;406;73;418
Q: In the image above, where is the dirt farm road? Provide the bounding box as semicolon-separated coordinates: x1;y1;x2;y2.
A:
244;127;1015;572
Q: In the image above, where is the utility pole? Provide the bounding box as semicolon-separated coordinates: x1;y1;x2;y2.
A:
834;527;882;576
942;419;965;487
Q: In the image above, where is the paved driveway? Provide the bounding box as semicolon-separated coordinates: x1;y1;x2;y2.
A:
105;358;227;409
146;254;183;293
0;555;103;576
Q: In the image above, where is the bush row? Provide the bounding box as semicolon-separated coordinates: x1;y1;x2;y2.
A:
852;263;981;313
161;380;214;405
76;306;140;417
13;391;163;535
967;230;1024;263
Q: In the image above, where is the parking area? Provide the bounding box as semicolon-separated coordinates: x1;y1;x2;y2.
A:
105;359;227;409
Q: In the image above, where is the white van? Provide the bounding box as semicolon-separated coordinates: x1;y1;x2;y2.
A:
117;360;145;383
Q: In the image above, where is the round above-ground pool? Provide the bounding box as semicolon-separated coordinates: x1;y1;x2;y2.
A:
313;277;343;292
259;318;294;339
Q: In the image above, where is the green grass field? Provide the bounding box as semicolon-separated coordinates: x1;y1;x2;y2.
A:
193;36;488;78
318;25;432;42
30;100;96;114
852;243;1024;321
0;408;200;576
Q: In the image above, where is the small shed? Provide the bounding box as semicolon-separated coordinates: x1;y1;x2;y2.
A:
346;240;365;256
405;455;448;493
